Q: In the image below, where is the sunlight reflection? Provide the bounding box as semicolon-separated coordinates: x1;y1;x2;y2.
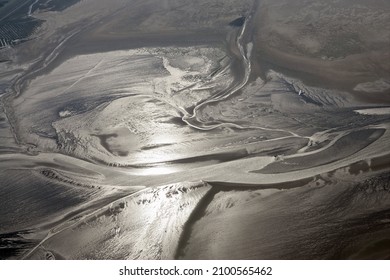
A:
129;165;180;176
133;132;183;164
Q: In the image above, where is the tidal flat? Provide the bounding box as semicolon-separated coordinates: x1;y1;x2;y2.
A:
1;0;390;260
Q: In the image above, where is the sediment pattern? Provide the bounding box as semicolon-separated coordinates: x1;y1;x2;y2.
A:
1;0;390;260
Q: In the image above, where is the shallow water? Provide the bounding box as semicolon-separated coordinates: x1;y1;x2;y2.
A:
1;0;390;260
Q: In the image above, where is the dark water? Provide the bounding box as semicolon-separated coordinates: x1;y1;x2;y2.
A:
0;230;37;260
36;0;81;12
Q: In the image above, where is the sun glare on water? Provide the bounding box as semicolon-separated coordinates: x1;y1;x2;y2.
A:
134;165;180;176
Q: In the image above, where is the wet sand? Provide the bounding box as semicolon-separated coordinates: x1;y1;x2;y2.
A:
180;172;390;259
1;0;390;260
257;129;385;174
252;0;390;104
